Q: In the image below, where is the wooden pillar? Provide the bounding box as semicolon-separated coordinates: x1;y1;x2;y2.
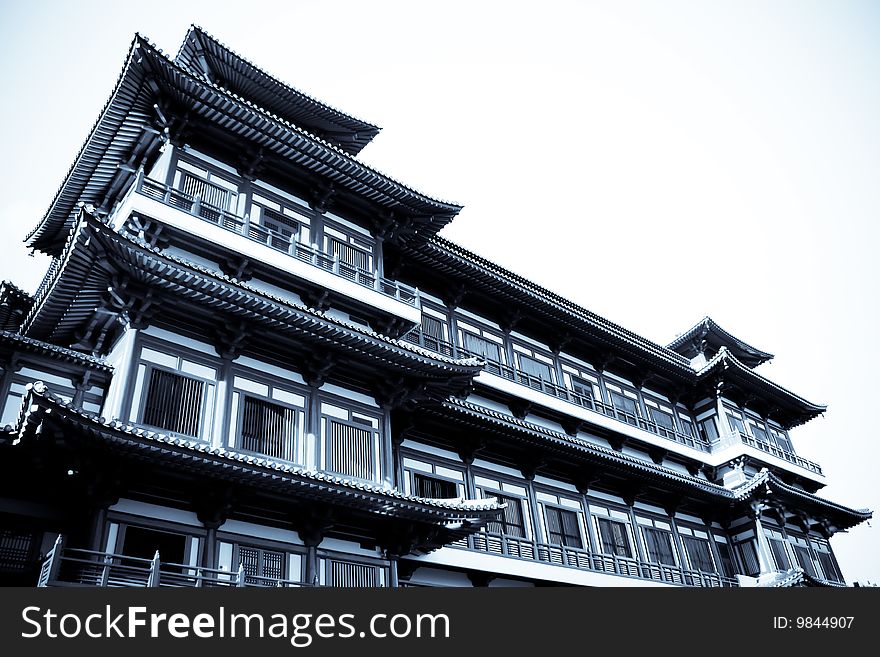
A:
627;504;648;563
387;557;399;588
750;503;776;575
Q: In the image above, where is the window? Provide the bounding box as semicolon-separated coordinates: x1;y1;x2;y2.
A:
239;395;297;461
413;473;457;499
328;560;381;587
750;422;770;444
726;413;746;435
735;540;760;576
700;418;719;442
814;543;843;583
326;418;375;480
176;160;238;211
648;406;676;431
324;226;373;273
678;416;697;438
462;332;502;363
569;376;594;402
321;403;381;481
239;545;286;584
642;527;677;566
609;390;639;418
420;314;450;354
485;493;526;538
142;369;205;437
714;539;739;578
0;530;37;574
217;541;302;586
545;507;582;549
518;354;552;382
422;315;445;340
772;428;794;453
792;545;818;578
682;536;715;572
597;518;633;558
766;535;790;570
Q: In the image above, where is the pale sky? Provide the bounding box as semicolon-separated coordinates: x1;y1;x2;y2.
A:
1;0;878;583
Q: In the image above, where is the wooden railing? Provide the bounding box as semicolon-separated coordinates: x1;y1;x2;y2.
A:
715;430;822;475
37;537;303;588
133;173;419;307
401;329;711;452
466;532;738;587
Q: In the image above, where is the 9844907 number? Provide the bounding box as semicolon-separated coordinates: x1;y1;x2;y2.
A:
774;617;854;629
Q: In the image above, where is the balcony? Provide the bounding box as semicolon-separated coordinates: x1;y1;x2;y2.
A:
459;532;737;587
37;537;303;588
402;329;711;453
114;172;422;322
714;430;823;476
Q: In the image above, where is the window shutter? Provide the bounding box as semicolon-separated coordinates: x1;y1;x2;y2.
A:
143;369;204;437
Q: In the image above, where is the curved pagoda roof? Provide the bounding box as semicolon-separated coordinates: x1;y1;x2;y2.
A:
0;330;111;374
5;383;502;551
27;33;462;256
21;211;483;400
697;348;826;428
403;236;695;381
669;316;774;368
0;281;33;331
175;26;380;156
428;398;870;531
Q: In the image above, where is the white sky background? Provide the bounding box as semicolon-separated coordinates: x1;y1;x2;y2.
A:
0;0;878;583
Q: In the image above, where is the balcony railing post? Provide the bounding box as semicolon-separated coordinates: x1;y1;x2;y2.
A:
40;534;64;586
99;554;112;587
236;563;246;587
135;166;145;192
147;551;161;587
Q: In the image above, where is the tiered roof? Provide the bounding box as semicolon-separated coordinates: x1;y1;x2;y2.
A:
5;383;502;549
23;211;483;399
175;26;381;155
422;399;870;530
27;33;462;255
0;281;34;330
697;348;825;427
669;316;774;368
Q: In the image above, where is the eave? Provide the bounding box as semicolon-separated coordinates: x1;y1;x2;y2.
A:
669;316;774;368
176;26;380;156
27;34;460;255
0;330;112;373
402;237;695;382
22;212;484;388
697;348;826;428
434;397;728;499
732;469;871;532
9;383;503;533
0;281;34;331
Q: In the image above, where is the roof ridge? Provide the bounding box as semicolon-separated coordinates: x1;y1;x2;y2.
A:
19;383;502;515
79;212;483;369
428;236;692;369
179;25;380;133
444;397;729;495
0;330;111;370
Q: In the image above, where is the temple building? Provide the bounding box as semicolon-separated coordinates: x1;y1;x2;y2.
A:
0;27;869;588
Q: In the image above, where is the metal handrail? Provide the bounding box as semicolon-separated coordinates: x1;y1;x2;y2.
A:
715;430;822;475
401;328;711;452
466;532;737;587
37;543;306;588
134;174;419;307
